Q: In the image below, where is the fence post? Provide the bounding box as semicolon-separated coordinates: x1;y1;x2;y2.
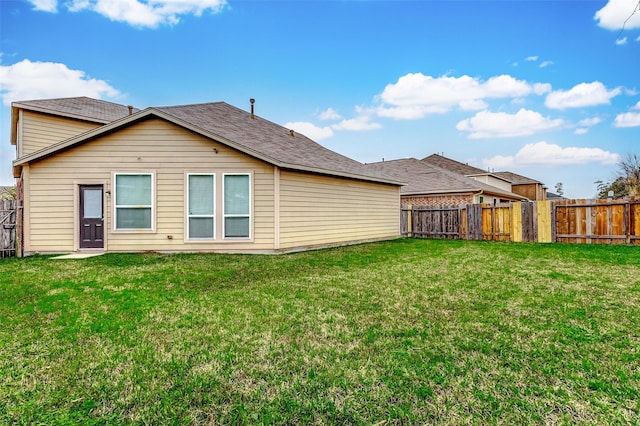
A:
0;199;17;258
512;201;522;242
537;200;552;243
466;204;482;240
407;204;412;237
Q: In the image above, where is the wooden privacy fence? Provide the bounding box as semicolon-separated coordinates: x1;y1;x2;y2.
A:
1;200;17;258
402;198;640;245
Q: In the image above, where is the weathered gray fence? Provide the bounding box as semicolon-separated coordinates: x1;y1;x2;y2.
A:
1;200;17;258
404;205;461;239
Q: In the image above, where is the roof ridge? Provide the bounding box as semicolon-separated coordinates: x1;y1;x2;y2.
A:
14;96;132;108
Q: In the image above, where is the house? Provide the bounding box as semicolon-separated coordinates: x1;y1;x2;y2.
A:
365;158;527;207
11;97;402;256
492;171;547;201
422;154;548;201
545;192;566;200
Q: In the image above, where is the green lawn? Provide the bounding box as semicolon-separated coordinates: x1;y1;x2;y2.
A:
1;239;639;424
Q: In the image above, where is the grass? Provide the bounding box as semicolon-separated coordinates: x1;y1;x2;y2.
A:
1;238;639;424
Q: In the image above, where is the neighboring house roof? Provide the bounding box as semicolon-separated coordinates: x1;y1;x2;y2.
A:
422;153;547;187
12;100;402;186
546;192;566;200
365;158;527;200
493;171;542;185
421;153;487;175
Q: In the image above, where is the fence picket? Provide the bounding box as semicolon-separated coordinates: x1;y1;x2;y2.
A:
402;198;640;245
1;200;16;258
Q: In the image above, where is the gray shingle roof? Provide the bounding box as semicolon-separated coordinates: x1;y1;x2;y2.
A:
493;171;542;185
365;158;527;199
422;154;543;187
13;99;401;185
421;153;488;175
12;97;138;123
153;102;399;184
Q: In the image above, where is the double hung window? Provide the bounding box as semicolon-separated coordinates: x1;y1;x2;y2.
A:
223;174;250;238
114;173;153;230
187;174;215;239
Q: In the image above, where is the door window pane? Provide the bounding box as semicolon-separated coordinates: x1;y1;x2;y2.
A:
83;189;102;219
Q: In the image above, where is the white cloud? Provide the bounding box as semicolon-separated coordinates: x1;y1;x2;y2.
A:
575;116;603;134
545;81;621;109
31;0;226;28
525;56;539;62
0;59;120;106
28;0;58;12
616;36;628;45
614;111;640;127
533;83;552;95
284;121;334;141
595;0;640;30
483;142;621;168
577;117;603;127
459;99;489;111
614;102;640;127
287;106;381;139
331;115;382;131
483;74;536;98
539;60;554;68
376;73;549;119
456;108;565;139
377;105;448;119
317;108;341;121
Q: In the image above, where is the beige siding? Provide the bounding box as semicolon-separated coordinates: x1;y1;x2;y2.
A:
279;171;400;249
20;111;101;157
24;119;275;254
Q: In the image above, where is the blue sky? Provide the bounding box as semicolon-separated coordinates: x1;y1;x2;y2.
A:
1;0;639;197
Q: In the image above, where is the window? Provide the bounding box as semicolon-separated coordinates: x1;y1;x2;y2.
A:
114;173;153;230
187;174;215;239
223;174;250;238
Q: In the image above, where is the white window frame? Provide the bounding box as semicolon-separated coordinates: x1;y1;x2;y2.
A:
222;173;252;239
113;172;155;232
186;173;216;240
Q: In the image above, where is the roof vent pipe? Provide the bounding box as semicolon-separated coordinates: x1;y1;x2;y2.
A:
127;105;133;115
250;98;255;119
289;129;294;137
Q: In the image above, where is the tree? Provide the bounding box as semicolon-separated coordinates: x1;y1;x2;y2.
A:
554;182;564;196
0;186;16;201
595;177;628;199
595;153;640;199
618;153;640;196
